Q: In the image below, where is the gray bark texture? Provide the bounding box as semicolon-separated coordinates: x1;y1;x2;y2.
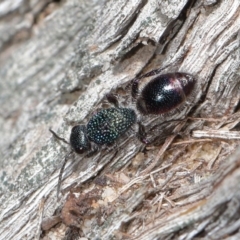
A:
0;0;240;239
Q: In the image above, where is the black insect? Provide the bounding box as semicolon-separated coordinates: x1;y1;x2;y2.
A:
132;71;196;115
50;94;146;198
70;107;136;154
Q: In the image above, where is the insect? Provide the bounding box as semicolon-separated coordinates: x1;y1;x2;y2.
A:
132;71;196;115
50;94;146;198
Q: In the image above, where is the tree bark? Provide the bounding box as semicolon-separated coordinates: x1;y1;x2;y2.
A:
0;0;239;239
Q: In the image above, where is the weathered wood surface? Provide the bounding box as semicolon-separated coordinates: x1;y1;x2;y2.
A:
0;0;239;239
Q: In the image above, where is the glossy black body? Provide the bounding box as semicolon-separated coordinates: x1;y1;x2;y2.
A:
134;72;195;115
70;125;90;154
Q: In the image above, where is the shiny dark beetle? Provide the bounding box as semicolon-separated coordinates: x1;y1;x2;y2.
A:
132;72;196;115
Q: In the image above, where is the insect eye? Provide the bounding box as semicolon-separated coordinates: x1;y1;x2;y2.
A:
75;147;86;154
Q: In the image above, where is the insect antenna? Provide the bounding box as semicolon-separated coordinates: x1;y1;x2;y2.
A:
49;128;69;145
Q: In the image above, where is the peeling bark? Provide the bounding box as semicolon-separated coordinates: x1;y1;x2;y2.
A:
0;0;239;239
